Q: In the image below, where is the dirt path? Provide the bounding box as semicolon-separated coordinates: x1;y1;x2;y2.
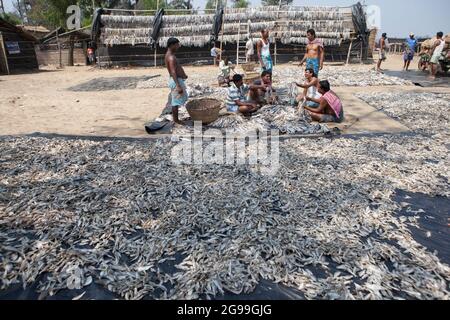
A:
0;55;448;138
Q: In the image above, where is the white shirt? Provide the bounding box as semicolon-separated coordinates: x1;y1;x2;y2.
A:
218;60;232;77
433;39;445;57
246;39;254;56
260;39;270;57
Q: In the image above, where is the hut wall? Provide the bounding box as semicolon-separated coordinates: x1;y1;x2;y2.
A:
36;46;87;67
96;40;363;67
0;29;38;74
96;5;368;67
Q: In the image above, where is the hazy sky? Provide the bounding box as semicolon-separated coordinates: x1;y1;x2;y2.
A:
3;0;449;37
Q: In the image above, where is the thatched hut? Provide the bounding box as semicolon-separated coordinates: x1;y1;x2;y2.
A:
93;3;372;67
0;17;38;75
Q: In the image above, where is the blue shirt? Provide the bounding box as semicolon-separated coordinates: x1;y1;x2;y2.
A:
406;38;417;52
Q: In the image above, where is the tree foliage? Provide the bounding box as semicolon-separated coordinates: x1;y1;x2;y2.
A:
261;0;293;6
205;0;224;10
0;12;22;25
232;0;249;8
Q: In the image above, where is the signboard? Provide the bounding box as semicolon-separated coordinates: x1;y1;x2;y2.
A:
5;41;20;54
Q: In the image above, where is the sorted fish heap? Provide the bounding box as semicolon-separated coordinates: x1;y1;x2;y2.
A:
135;75;168;89
0;130;449;300
356;92;450;137
273;66;414;87
255;105;329;135
186;84;228;99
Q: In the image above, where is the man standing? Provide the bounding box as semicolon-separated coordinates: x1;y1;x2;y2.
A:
257;29;273;73
377;33;388;72
246;37;254;62
299;29;325;77
403;33;417;71
429;32;445;80
211;42;222;66
165;38;188;124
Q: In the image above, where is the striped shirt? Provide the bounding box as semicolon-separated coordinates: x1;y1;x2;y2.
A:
226;82;249;112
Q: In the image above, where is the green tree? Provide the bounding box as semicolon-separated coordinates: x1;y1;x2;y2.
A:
205;0;224;10
0;12;22;25
232;0;248;8
261;0;293;6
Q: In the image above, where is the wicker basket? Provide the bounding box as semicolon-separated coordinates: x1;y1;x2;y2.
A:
244;72;260;85
186;98;222;124
241;63;257;72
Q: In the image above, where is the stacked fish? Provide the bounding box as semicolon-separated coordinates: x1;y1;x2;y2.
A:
1;129;449;299
274;66;414;87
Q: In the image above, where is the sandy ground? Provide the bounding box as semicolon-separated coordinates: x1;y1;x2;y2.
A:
0;55;448;138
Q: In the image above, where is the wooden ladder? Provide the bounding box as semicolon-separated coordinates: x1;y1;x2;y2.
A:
236;21;250;66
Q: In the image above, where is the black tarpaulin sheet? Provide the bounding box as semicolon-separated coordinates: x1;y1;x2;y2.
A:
151;9;165;48
211;8;224;44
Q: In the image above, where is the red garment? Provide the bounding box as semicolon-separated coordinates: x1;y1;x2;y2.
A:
323;91;342;118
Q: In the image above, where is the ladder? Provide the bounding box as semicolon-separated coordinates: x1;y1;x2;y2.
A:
236;21;250;66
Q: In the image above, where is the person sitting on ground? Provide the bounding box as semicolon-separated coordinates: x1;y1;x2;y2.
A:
295;68;320;108
218;56;235;87
418;44;432;71
304;80;344;123
251;71;278;105
226;74;267;115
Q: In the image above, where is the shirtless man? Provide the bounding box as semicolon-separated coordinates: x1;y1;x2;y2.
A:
429;32;445;80
299;29;324;77
377;33;388;73
165;38;188;124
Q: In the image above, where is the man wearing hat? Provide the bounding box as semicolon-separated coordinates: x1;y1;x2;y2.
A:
165;37;188;124
403;33;418;71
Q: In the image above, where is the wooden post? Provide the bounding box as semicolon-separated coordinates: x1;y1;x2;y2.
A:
56;30;62;68
219;0;227;62
154;0;159;68
68;35;74;66
360;40;363;64
274;40;277;66
346;39;353;65
236;20;240;66
0;33;10;75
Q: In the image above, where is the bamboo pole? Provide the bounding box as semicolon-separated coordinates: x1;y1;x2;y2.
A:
56;30;62;68
0;33;10;75
346;39;353;65
219;0;227;62
154;0;159;68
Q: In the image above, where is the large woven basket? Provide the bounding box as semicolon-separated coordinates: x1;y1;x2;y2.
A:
241;62;257;72
186;98;222;124
244;72;260;85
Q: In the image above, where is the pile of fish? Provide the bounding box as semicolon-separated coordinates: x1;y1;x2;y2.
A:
356;92;450;136
170;104;330;136
0;130;449;300
136;75;169;89
273;66;414;87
